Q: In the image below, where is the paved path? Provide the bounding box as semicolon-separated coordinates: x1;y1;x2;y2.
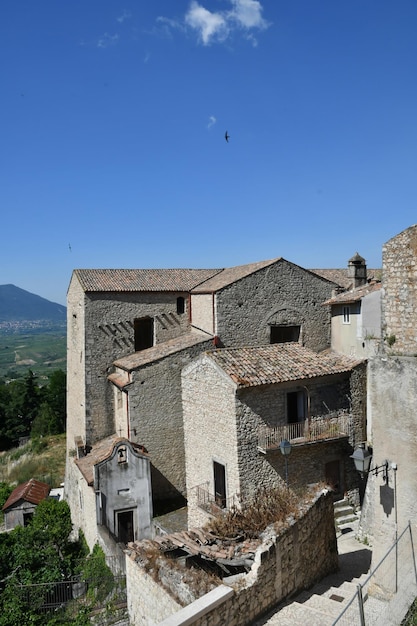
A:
252;521;372;625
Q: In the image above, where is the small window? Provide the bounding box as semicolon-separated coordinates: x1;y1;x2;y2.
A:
176;297;185;315
343;306;350;324
117;446;127;464
270;325;300;344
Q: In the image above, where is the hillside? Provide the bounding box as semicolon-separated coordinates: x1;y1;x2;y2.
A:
0;284;66;323
0;434;66;487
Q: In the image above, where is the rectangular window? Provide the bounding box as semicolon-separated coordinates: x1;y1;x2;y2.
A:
343;306;350;324
270;325;300;344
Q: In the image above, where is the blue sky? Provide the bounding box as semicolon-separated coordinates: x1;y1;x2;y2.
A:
1;1;417;305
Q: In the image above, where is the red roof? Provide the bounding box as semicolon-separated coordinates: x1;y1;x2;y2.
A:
2;478;50;511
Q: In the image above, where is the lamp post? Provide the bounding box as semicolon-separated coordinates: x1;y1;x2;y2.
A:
350;443;391;483
280;439;292;487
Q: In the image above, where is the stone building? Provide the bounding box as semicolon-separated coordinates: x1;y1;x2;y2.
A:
67;436;153;552
65;256;342;534
359;224;417;573
182;343;366;528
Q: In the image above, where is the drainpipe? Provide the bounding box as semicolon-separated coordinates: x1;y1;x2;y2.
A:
212;292;216;336
303;385;311;436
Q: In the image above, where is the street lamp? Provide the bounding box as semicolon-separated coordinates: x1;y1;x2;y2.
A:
280;439;292;487
350;443;391;483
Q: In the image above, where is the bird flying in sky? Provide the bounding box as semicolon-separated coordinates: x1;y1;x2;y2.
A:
225;131;230;142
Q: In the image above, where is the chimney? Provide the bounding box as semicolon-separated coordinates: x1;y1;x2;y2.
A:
348;252;367;288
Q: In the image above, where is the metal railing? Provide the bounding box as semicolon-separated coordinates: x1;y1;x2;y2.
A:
332;522;417;625
258;411;352;452
16;574;127;616
194;483;242;515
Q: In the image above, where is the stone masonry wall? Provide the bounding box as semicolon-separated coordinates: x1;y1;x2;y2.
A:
382;224;417;354
128;339;213;505
65;459;99;551
126;489;338;626
81;289;192;446
215;260;335;351
183;353;365;527
66;275;87;453
183;355;240;529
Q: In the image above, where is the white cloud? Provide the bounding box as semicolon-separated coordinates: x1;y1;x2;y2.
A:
97;33;119;48
117;10;131;24
182;0;270;46
185;1;229;45
228;0;268;30
207;115;217;129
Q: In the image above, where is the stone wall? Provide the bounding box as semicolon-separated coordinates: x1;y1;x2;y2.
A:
66;274;87;454
126;489;338;625
215;259;334;351
67;273;193;449
183;352;366;528
382;224;417;354
127;338;213;505
361;356;417;566
65;458;99;550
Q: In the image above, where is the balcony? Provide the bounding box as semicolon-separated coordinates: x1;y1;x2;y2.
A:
194;483;241;515
257;410;352;453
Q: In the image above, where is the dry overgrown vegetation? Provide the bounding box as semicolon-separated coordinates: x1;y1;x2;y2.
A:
133;485;321;606
207;486;302;539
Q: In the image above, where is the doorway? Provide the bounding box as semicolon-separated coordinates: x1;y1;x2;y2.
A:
213;461;227;509
116;510;134;544
325;460;342;499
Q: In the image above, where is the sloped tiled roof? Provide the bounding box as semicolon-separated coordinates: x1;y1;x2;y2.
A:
205;344;364;388
75;435;148;486
310;268;381;289
113;330;212;372
2;478;50;511
73;268;222;293
323;281;381;306
191;258;281;293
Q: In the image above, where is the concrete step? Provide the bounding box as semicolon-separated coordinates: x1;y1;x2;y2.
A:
324;581;359;600
303;593;346;617
272;601;335;626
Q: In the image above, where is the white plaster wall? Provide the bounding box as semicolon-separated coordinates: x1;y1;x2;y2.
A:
190;293;215;335
364;357;417;567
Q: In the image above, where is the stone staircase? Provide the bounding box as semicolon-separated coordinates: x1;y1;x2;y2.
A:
253;500;365;625
333;497;359;534
270;577;369;625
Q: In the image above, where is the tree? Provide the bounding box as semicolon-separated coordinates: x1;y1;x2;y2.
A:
0;499;87;625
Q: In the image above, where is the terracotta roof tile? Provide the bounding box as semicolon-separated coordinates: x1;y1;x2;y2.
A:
75;436;148;486
310;268;381;289
205;344;364;388
191;258;281;293
73;268;222;293
323;281;381;305
2;478;50;511
113;330;213;372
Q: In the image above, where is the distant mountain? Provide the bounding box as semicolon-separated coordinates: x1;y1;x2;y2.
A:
0;285;66;323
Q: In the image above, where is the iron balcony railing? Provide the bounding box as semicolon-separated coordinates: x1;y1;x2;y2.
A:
194;483;242;515
258;410;352;453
